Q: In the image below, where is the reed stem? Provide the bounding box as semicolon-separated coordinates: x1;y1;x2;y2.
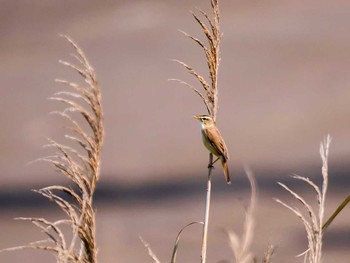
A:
201;153;213;263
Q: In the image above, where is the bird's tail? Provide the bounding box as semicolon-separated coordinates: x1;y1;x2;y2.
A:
221;159;231;184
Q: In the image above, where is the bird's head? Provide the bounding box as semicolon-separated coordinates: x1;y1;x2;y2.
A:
193;115;215;125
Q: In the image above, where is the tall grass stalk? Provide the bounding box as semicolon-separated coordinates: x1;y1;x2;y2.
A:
173;1;221;261
201;153;213;263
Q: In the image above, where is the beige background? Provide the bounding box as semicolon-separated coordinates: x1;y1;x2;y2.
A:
0;0;350;262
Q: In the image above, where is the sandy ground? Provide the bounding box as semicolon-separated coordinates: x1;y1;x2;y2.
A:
1;0;350;262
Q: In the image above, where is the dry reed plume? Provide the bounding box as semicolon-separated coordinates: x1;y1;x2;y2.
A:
275;135;331;263
172;0;220;120
1;35;104;263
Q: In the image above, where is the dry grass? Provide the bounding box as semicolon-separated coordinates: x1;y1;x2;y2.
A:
172;0;220;120
139;236;162;263
1;35;104;263
275;135;331;263
227;168;274;263
227;169;256;263
170;221;204;263
323;193;350;232
2;2;349;263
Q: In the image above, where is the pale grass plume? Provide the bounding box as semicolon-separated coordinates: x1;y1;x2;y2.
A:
1;35;104;263
226;168;274;263
227;169;256;263
275;135;331;263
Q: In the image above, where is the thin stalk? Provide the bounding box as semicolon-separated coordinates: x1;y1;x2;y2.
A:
201;153;213;263
323;193;350;232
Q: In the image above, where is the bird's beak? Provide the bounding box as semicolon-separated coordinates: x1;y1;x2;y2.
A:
193;115;200;120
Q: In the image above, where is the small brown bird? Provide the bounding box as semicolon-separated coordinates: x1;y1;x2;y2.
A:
193;115;230;184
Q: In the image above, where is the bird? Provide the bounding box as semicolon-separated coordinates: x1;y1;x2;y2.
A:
193;115;230;184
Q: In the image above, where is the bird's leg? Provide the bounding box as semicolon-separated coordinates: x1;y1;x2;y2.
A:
208;157;219;168
212;157;220;165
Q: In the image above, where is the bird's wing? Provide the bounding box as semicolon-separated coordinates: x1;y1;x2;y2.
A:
205;125;229;160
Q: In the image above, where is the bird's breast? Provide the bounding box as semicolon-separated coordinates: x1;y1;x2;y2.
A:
201;129;220;157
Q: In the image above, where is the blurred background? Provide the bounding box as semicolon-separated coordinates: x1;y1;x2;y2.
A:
1;0;350;262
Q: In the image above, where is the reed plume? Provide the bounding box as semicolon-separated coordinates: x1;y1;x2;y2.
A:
1;35;104;263
275;135;331;263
